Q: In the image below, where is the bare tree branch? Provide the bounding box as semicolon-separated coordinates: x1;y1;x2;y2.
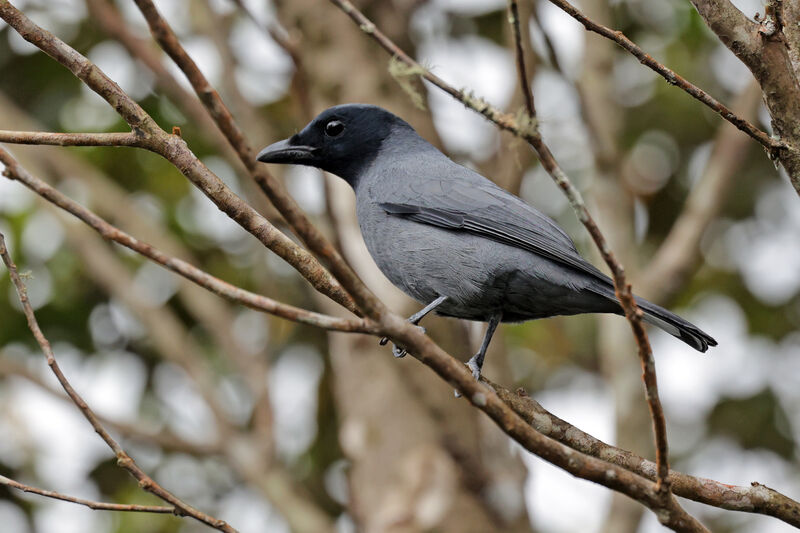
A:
376;314;708;532
544;0;780;154
0;147;374;334
491;381;800;528
329;0;678;513
0;0;357;315
0;130;141;146
0;475;177;515
0;230;237;533
505;0;672;502
130;0;381;317
3;3;787;530
508;0;536;118
688;0;800;192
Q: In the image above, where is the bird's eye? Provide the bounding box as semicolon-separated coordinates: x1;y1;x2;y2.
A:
324;120;345;137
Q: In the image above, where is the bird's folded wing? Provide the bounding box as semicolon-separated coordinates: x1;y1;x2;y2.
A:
379;202;609;282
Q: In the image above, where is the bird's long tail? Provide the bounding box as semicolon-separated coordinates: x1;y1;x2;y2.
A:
632;296;716;352
589;283;716;352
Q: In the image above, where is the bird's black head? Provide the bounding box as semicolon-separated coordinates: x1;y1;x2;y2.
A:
257;104;413;186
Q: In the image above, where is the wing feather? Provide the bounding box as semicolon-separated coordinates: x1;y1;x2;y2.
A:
379;202;608;281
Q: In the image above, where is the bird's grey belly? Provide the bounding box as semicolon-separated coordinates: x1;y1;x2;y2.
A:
357;204;614;322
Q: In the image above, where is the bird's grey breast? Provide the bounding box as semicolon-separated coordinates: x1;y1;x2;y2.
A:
353;162;509;317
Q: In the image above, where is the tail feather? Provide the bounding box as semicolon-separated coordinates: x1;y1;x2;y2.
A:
586;282;717;352
635;296;717;352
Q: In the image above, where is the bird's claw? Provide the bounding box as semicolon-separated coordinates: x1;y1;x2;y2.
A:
380;325;426;358
454;354;485;397
467;354;483;381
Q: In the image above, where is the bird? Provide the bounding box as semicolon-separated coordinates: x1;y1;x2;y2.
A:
257;104;716;380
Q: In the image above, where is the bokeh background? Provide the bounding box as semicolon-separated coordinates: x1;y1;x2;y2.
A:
0;0;798;532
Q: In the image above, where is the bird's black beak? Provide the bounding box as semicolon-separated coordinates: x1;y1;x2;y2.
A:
256;139;316;164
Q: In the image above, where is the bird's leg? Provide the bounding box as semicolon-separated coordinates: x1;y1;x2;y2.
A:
380;295;448;358
467;313;502;380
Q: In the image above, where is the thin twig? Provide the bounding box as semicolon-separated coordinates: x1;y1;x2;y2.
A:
0;230;237;533
330;0;671;498
131;0;380;318
0;147;374;334
0;130;141;146
545;0;781;155
508;0;536;117
0;0;357;316
505;0;671;493
0;475;177;514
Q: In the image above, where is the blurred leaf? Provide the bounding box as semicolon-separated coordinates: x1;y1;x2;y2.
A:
708;387;795;459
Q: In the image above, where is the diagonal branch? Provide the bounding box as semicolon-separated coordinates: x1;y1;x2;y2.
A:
0;475;176;515
506;0;672;501
376;314;708;532
0;231;237;533
545;0;780;154
0;0;359;316
0;147;374;334
331;0;672;505
490;381;800;528
688;0;800;192
131;0;380;317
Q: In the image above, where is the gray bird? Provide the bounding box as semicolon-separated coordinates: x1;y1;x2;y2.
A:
257;104;716;379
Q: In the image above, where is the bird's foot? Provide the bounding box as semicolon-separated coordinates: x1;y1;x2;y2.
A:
379;325;426;358
454;354;485;398
466;353;483;381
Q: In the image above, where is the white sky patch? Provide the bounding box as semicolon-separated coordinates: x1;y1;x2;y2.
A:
232;308;270;355
218;487;290;533
533;71;594;174
176;185;246;245
153;363;219;444
722;181;800;305
78;350;147;423
711;44;755;94
0;502;29;533
653;295;775;425
536;1;585;79
21;211;64;264
418;35;515;159
523;371;614;533
269;346;324;460
729;0;767;21
88;40;155;101
33;501;111;533
10;379;110;490
431;0;505;16
285;166;326;216
164;36;223;91
228;17;293;106
132;261;179;307
0;177;34;216
59;90;120;132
